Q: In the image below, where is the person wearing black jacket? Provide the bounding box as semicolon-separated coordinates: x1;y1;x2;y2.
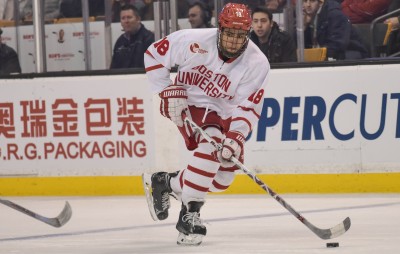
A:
303;0;368;60
0;28;21;75
250;6;297;63
110;4;154;69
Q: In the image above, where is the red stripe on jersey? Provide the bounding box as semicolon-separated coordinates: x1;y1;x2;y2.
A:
145;50;155;59
194;151;219;162
232;117;252;132
184;179;209;192
145;64;164;72
212;180;229;190
179;169;185;188
238;106;260;119
187;165;216;178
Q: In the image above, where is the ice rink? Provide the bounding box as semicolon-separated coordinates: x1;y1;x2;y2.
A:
0;194;399;254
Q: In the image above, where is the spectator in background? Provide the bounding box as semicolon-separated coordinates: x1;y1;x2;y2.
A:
265;0;287;13
341;0;392;24
59;0;81;17
223;0;264;11
88;0;105;17
303;0;368;60
250;6;297;62
0;28;21;74
176;1;214;19
112;0;151;21
18;0;31;18
139;0;153;20
22;0;61;21
188;1;213;28
0;0;13;20
112;0;215;21
60;0;105;18
110;4;154;69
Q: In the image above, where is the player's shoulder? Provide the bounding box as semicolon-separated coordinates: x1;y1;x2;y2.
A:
169;28;217;41
243;41;270;69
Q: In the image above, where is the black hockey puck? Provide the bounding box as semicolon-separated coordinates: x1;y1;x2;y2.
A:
326;242;339;248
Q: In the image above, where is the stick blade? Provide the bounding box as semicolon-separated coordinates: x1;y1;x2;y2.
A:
310;217;351;240
38;201;73;228
0;199;72;228
54;201;73;227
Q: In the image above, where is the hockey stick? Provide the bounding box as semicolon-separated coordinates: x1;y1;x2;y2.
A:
184;117;351;240
0;199;72;228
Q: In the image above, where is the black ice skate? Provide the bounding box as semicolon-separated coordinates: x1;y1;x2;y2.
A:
176;201;207;246
142;172;173;221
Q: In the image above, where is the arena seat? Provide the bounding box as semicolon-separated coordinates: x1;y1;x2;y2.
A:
303;47;327;62
353;22;392;57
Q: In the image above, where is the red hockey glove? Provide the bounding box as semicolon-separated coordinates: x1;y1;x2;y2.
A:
217;131;245;168
159;85;189;127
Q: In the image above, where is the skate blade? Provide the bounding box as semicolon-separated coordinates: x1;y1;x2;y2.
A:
142;173;158;221
177;232;203;246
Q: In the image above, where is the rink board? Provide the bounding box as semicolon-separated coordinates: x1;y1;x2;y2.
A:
1;64;400;195
1;173;400;196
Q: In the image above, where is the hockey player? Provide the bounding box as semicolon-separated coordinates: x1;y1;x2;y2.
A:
143;3;270;245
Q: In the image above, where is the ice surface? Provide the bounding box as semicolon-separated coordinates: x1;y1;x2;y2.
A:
0;194;399;254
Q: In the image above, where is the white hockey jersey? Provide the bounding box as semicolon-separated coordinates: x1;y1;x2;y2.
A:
144;28;270;137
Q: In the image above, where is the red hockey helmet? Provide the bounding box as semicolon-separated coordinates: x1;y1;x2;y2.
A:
218;3;252;31
217;3;252;58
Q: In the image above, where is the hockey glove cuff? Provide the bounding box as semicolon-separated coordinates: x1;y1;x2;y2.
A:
159;85;189;127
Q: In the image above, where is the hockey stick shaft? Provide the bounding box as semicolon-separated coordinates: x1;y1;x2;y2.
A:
0;198;72;228
184;117;351;240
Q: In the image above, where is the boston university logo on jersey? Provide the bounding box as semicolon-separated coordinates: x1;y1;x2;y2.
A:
176;65;234;100
189;43;208;54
